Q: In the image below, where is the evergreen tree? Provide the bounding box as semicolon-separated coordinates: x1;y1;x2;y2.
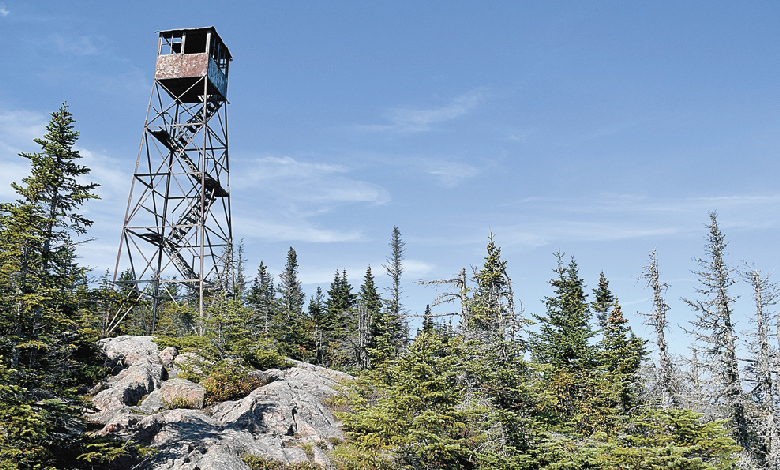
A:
318;269;357;367
683;212;749;452
275;247;309;360
0;104;135;467
465;233;520;344
421;305;434;335
308;287;327;365
530;254;596;370
246;261;276;338
233;240;247;301
359;266;382;335
530;254;598;432
384;226;404;321
377;226;406;358
598;299;647;414
592;271;615;332
462;234;536;468
340;331;473;469
278;247;304;317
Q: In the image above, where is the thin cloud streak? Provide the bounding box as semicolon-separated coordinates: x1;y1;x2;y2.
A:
494;193;780;247
235;216;364;243
233;155;390;206
360;89;485;133
420;159;480;188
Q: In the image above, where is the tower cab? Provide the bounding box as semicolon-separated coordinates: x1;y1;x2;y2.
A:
154;27;232;102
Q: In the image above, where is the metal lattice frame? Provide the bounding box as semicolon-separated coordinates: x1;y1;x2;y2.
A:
108;27;232;334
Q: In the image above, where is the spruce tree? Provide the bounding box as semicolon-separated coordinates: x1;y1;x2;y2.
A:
462;234;535;467
275;247;309;359
592;271;615;332
530;254;598;432
278;247;304;317
0;104;135;467
378;226;406;357
598;299;647;414
530;254;596;370
308;287;327;365
421;305;434;334
359;266;382;334
246;261;276;338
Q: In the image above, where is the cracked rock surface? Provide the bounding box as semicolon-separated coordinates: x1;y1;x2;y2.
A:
90;336;350;470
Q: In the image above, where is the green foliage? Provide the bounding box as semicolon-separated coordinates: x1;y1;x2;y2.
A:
598;300;647;414
532;409;739;469
591;271;615;332
531;254;596;370
162;396;199;410
329;443;393;470
202;361;266;406
243;454;319;470
273;247;313;361
341;332;475;469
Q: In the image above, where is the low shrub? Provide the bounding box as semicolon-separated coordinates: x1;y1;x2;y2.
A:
162;396;199;410
202;361;265;405
243;454;319;470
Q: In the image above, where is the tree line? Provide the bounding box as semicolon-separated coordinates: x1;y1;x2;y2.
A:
1;104;778;469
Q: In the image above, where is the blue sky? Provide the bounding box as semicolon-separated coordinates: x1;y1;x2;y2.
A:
1;1;780;354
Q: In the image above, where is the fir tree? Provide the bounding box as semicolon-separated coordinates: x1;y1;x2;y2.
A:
246;261;276;338
421;305;434;335
359;266;382;334
378;226;406;357
592;271;615;332
530;254;596;370
598;299;647;414
0;104;132;467
275;247;309;360
278;247;304;317
530;254;598;432
308;287;327;365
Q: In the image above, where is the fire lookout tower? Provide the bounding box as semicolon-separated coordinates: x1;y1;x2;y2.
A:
109;27;233;334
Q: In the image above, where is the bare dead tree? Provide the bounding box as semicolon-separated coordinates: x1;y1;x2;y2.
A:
418;267;469;323
743;265;780;468
349;303;370;370
683;212;750;452
641;249;675;408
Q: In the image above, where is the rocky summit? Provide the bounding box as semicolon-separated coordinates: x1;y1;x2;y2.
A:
89;336;351;470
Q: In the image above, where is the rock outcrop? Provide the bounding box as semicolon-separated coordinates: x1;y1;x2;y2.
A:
90;336;351;470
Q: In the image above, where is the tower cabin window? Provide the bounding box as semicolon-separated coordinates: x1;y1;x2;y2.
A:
159;30;208;55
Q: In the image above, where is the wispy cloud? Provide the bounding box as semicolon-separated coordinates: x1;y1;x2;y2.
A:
507;126;538;142
0;3;8;17
234;155;390;206
229;155;388;244
235;216;363;244
0;109;49;199
361;89;485;133
404;259;436;278
52;34;106;56
420;159;480;188
495;193;780;247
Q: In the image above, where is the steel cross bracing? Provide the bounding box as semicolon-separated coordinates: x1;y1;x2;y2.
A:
108;27;233;335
